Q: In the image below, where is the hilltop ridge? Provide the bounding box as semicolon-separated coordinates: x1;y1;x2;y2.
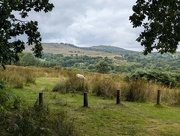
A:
25;43;138;58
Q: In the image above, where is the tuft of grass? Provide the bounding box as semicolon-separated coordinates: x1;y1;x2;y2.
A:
174;90;180;105
123;80;149;102
91;77;118;98
65;75;88;93
52;80;67;93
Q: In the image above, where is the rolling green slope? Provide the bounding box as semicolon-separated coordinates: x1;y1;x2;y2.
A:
25;43;135;58
83;45;138;54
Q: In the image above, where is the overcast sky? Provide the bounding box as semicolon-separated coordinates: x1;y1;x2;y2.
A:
28;0;144;51
11;0;178;52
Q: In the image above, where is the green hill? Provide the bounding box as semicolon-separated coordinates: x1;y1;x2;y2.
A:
25;43;136;58
83;45;138;54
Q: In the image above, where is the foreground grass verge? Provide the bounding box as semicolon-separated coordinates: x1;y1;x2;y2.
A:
12;77;180;136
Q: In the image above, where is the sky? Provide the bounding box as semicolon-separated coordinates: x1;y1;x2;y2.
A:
26;0;146;51
7;1;145;52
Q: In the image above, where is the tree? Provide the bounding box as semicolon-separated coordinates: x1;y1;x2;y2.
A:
18;53;40;66
129;0;180;55
96;60;111;74
0;0;54;68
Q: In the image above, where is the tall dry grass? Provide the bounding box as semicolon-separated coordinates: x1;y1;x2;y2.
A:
120;79;180;105
0;66;74;88
1;65;180;105
0;66;36;88
90;76;118;98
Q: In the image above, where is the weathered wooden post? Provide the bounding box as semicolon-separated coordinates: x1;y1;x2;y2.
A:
39;92;43;106
116;90;121;104
157;90;161;105
83;92;88;107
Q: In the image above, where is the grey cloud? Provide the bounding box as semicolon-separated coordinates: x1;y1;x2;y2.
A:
27;0;146;51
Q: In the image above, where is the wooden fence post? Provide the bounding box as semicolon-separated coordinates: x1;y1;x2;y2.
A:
157;90;161;105
83;92;88;107
39;92;43;106
116;90;121;104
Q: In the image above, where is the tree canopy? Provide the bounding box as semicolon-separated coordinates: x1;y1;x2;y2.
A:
129;0;180;55
96;60;111;74
0;0;54;68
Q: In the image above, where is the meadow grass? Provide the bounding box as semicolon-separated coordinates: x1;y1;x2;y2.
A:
12;76;180;136
2;66;180;135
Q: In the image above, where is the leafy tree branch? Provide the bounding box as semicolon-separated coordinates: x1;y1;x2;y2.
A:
0;0;54;68
130;0;180;55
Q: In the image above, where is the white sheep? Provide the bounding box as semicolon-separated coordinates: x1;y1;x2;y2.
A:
76;74;86;80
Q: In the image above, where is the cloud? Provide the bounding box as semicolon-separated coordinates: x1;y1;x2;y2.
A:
26;0;146;51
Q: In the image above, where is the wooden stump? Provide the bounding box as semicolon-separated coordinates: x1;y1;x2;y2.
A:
116;90;121;104
83;92;88;107
157;90;161;105
39;93;43;106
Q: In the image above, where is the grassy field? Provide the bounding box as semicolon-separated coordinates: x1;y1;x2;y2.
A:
12;76;180;136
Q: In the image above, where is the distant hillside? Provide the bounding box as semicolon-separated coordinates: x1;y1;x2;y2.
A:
25;43;136;58
83;45;138;54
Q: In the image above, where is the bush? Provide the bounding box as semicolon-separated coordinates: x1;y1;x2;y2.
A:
52;76;88;93
0;81;21;109
0;79;6;89
123;80;148;102
96;60;111;74
66;76;88;93
52;80;67;93
91;78;117;98
0;102;79;136
48;112;78;136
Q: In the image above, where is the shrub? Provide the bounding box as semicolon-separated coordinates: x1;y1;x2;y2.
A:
0;102;79;136
52;76;88;93
52;80;67;93
123;80;149;102
0;88;13;107
91;78;117;98
0;79;6;89
48;112;78;136
96;60;111;74
0;82;21;109
64;74;87;93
